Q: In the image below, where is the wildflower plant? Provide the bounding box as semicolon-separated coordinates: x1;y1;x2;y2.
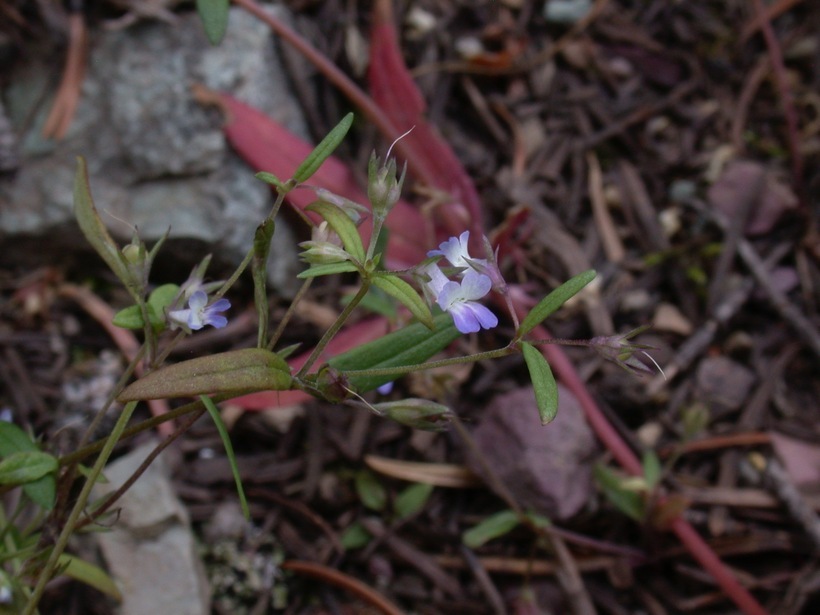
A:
5;114;655;613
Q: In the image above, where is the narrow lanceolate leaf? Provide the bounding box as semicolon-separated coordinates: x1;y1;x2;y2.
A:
292;112;354;184
462;510;521;549
0;422;56;509
118;348;292;401
395;482;433;520
306;201;365;262
73;157;131;289
518;269;597;338
0;451;58;485
201;396;249;519
329;312;460;392
521;342;559;424
196;0;230;45
254;171;288;192
297;261;360;279
372;273;433;330
58;554;122;600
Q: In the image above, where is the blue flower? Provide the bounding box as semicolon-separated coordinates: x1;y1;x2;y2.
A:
421;264;497;334
168;290;230;331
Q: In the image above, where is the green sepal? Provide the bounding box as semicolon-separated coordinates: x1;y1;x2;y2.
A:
297;261;359;279
372;273;433;329
196;0;230;45
306;201;365;262
0;422;56;509
328;312;459;393
112;283;179;330
520;342;558;424
462;509;520;548
0;451;58;486
518;269;596;338
292;113;354;184
118;348;292;401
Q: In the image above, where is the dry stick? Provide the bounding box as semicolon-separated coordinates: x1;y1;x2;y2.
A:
281;560;405;615
750;0;805;201
72;406;207;532
758;458;820;550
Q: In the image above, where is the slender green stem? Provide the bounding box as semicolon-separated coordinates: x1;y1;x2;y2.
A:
296;281;371;378
23;402;137;615
343;346;516;378
267;277;313;350
57;396;223;468
365;214;386;262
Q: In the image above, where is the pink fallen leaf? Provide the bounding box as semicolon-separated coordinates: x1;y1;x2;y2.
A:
707;160;798;235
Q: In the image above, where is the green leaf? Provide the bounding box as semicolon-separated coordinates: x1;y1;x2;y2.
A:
395;482;433;520
196;0;230;45
462;510;520;548
0;451;58;485
306;201;365;262
340;522;372;550
118;348;292;401
520;342;559;424
297;261;360;279
0;422;56;509
201;396;249;519
355;471;387;512
593;464;645;522
518;269;596;338
642;450;662;489
292;113;354;183
372;273;433;330
255;171;288;191
253;220;275;346
73;158;131;290
112;283;179;330
329;312;460;392
342;285;398;319
58;554;122;600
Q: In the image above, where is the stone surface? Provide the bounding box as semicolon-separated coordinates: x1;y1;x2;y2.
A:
93;440;211;615
0;6;306;293
467;384;598;520
694;355;756;417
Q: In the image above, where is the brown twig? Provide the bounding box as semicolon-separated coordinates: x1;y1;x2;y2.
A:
749;0;805;202
281;559;406;615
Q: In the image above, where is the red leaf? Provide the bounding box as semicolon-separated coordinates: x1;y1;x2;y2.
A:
369;0;484;244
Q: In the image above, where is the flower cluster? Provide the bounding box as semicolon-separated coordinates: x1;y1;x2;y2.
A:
421;231;501;334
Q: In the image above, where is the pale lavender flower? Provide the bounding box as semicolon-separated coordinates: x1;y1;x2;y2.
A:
429;231;506;293
168;290;230;331
421;263;497;334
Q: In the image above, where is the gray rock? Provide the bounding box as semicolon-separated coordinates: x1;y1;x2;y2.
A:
93;440;211;615
0;6;306;293
695;355;756;418
467;385;598;520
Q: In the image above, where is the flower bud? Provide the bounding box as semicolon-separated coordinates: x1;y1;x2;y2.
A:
590;326;657;376
367;152;406;216
371;398;454;431
299;221;351;264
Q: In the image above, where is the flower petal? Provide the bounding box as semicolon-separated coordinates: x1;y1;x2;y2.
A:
459;270;492;300
449;302;481;333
